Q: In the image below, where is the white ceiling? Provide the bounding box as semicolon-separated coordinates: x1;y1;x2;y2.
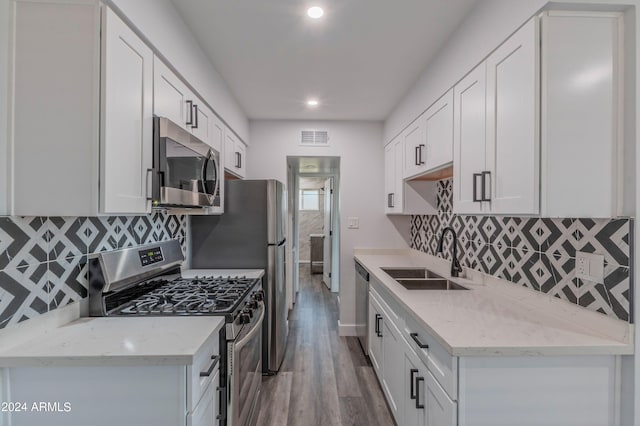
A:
170;0;479;121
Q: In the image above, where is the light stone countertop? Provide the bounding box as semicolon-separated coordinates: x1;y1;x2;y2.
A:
0;269;264;367
0;316;225;367
354;249;634;357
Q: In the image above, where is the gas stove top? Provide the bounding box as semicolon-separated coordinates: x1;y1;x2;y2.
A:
106;276;259;316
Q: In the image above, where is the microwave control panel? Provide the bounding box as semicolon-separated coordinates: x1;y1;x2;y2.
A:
139;247;164;267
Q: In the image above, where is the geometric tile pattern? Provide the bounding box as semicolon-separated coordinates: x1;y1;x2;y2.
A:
0;212;187;329
411;178;633;322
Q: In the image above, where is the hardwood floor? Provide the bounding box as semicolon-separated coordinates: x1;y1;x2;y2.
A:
257;265;394;426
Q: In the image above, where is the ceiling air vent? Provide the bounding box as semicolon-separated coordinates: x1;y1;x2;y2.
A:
300;130;329;146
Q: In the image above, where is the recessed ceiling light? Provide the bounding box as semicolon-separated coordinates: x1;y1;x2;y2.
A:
307;6;324;19
306;99;319;107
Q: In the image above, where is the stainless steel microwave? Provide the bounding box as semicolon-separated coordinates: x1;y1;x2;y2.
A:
151;117;221;209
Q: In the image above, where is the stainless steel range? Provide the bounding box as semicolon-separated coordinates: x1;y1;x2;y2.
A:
88;239;263;426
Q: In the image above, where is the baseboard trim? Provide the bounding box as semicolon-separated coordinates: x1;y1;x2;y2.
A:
338;321;357;336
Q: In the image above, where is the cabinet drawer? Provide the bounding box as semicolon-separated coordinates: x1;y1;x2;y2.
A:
370;286;405;333
188;330;221;411
403;313;458;400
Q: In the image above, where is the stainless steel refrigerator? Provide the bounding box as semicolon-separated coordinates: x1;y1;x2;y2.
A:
190;179;288;373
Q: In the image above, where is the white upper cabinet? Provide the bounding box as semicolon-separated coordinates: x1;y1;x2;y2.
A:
101;7;153;214
541;11;622;218
384;138;404;214
424;89;454;172
453;63;487;215
403;89;454;180
11;0;100;216
403;119;426;179
454;17;539;215
224;129;247;179
485;17;540;215
153;58;190;129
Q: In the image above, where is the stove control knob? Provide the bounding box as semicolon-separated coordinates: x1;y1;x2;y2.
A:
248;300;258;309
244;308;254;318
255;291;264;301
239;313;251;324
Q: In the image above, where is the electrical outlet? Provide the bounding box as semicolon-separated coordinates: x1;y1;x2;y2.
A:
575;251;605;282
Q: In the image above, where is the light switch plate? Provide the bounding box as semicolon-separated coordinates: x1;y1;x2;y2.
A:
575;251;605;282
348;217;359;229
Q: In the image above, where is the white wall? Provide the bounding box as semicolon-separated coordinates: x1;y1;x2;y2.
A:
108;0;249;143
386;1;640;424
248;120;411;331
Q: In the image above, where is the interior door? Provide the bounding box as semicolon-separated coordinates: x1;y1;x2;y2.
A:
323;178;332;289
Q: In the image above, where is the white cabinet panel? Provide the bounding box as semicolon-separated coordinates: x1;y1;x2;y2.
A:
453;63;487;214
100;7;153;214
384;138;404;213
486;17;539;215
403;119;426;178
191;101;213;149
153;58;189;128
368;297;384;376
424;371;457;426
381;312;404;425
224;130;247;179
424;89;454;171
12;0;100;216
541;11;622;218
403;345;425;426
188;369;218;426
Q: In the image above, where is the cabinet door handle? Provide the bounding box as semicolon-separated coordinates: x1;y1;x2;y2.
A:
375;314;382;337
239;152;242;169
390;193;395;208
418;144;425;165
387;193;392;208
410;332;429;349
415;146;420;166
415;376;425;409
186;100;193;126
410;369;418;399
481;171;491;202
199;355;219;377
192;104;199;129
472;173;482;202
145;168;154;202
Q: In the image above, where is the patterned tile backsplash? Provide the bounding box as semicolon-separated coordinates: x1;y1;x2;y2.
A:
0;213;187;329
412;179;634;322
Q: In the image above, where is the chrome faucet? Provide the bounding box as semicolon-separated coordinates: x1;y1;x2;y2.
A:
437;227;463;277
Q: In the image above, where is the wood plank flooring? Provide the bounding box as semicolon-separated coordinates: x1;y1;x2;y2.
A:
257;265;394;426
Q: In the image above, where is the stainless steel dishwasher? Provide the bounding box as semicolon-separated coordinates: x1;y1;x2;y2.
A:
355;261;370;354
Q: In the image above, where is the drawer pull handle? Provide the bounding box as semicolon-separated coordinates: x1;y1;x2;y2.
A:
410;368;418;399
416;376;425;409
200;355;219;377
375;314;382;337
410;332;428;349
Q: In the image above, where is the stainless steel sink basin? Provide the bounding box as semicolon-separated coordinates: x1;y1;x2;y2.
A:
381;267;443;279
395;279;469;291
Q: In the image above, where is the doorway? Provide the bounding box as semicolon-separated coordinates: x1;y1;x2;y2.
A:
286;157;340;309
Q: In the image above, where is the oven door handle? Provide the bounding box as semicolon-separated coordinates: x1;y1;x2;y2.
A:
235;305;265;351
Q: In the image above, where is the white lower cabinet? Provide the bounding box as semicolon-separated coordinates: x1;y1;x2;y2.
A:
367;278;620;426
381;311;404;424
3;332;221;426
368;296;384;377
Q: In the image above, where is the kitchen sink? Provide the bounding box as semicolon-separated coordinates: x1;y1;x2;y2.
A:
395;279;469;291
381;267;443;279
